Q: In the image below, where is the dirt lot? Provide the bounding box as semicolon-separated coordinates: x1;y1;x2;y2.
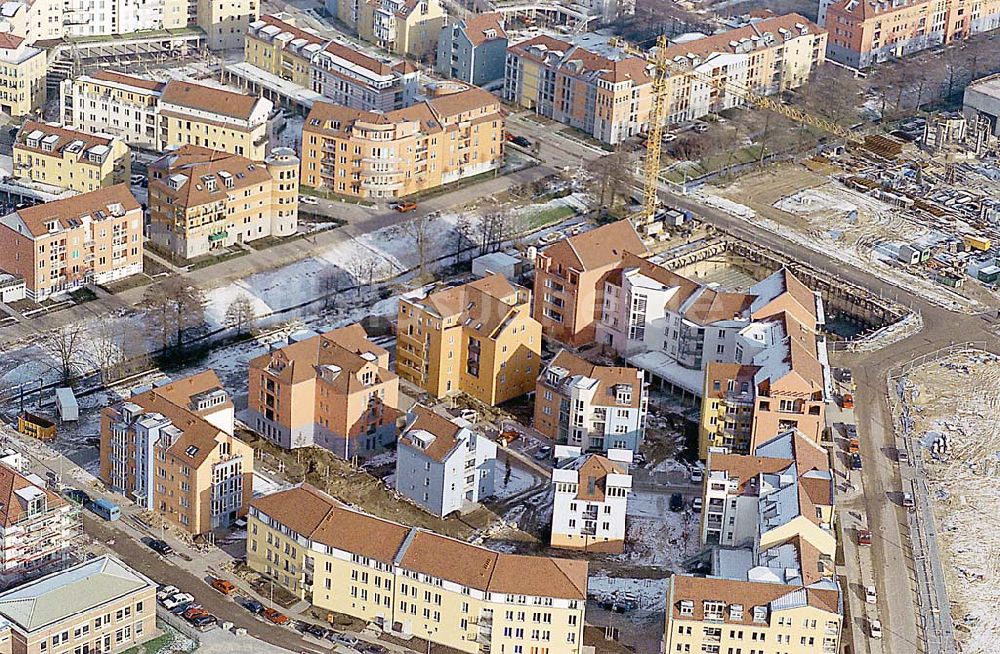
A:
900;351;1000;654
714;162;828;231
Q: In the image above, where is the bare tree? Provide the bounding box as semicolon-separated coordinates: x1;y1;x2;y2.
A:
224;293;256;335
402;212;439;278
141;277;206;350
346;255;385;296
320;268;350;309
589;149;631;209
41;324;86;384
452;214;475;265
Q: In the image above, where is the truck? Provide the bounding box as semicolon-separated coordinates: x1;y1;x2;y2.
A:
55;387;79;422
963;235;991;252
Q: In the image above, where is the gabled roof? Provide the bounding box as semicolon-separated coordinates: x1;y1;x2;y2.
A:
410;274;528;339
669;574;840;624
10;184;139;238
509;34;654;85
150;145;272;207
562;453;628;502
541;349;643;409
161;80;263;121
0;463;66;528
15;121;119;164
90;70;165;92
398;405;465;463
749;268;818;324
250;13;326;47
541;221;647;272
461;12;507;46
659;13;824;64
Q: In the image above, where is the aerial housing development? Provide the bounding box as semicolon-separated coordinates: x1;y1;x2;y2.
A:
0;0;991;651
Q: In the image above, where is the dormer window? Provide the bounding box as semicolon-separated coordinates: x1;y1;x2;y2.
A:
703;600;724;621
729;604;743;621
679;600;694;616
615;385;632;406
752;605;767;623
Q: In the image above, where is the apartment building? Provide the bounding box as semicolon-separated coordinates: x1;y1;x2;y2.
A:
665;429;840;654
13;122;130;193
197;0;257;50
0;0;186;43
821;0;1000;68
533;220;647;347
0;556;156;654
99;370;253;534
147;145;299;259
655;14;827;123
700;429;833;548
0;34;43;118
0;464;79;587
159;80;272;160
964;73;1000;138
436;13;508;86
354;0;445;57
504;34;655;145
534;350;647;452
248;484;588;654
0;185;143;301
300;86;503;199
311;41;419;112
60;71;166;149
395;405;497;516
245;14;326;88
551;446;631;553
396;274;542;406
246;324;401;456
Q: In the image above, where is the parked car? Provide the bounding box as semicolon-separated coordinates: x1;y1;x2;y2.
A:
661;133;677;143
858;529;872;546
162;593;194;610
304;624;328;639
240;597;264;614
848;438;861;454
392;202;417;213
169;601;198;615
901;491;915;509
156;585;180;602
690;469;704;483
333;634;360;648
870;619;882;639
691;497;702;512
841;393;855;409
511;135;531;148
845;424;859;440
669;493;684;512
897;447;909;464
130;174;146;185
210;578;236;595
534;445;552;461
62;488;91;506
850;453;863;470
841;368;853;384
262;608;290;625
147;539;173;556
865;585;877;604
192;615;218;629
183;607;209;621
693;123;709;133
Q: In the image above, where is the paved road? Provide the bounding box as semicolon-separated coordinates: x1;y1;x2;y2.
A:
666;186;1000;653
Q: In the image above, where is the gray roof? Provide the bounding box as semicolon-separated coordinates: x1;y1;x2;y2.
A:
0;556;154;632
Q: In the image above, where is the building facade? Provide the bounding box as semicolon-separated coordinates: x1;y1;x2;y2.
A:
0;35;44;118
0;556;157;654
13;122;130;193
246;324;401;456
395;405;497;516
0;464;79;588
147;145;299;259
245;14;326;88
504;35;655;145
159;80;272;160
197;0;257;51
248;484;588;654
532;220;647;347
99;370;253;534
301;86;503;199
436;13;507;87
534;350;647;452
550;447;631;553
964;73;1000;138
822;0;1000;68
0;185;143;301
396;274;542;406
354;0;445;57
60;71;166;149
311;41;419;112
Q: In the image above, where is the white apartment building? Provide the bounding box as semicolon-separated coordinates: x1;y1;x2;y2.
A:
60;71;166;149
311;41;419;112
0;0;187;42
550;446;631;553
0;463;80;587
534;349;647;453
395;406;497;517
598;253;825;400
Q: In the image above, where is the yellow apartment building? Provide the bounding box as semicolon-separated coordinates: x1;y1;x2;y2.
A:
245;14;326;87
663;575;842;654
99;370;254;535
13;121;130;193
147;144;299;259
197;0;257;51
248;484;588;654
0;34;45;118
354;0;445;57
300;85;503;199
159;80;273;161
0;185;143;301
0;556;157;654
246;323;401;456
396;274;541;406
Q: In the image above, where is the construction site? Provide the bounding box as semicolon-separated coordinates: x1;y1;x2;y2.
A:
891;347;1000;654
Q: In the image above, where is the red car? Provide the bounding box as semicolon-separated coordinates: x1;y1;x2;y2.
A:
183;607;209;621
262;608;289;625
858;529;872;545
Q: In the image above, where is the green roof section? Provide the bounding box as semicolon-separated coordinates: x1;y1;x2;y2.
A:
0;556;154;633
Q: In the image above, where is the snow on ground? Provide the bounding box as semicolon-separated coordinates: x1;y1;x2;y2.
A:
587;575;668;610
494;463;542;499
252;471;289;498
616;490;701;568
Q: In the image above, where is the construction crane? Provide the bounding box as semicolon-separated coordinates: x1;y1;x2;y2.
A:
631;35;875;227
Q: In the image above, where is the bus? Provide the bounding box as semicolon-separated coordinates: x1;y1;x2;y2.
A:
88;498;121;521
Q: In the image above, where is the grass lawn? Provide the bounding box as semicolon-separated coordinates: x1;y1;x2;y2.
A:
523;205;576;229
663;145;764;184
